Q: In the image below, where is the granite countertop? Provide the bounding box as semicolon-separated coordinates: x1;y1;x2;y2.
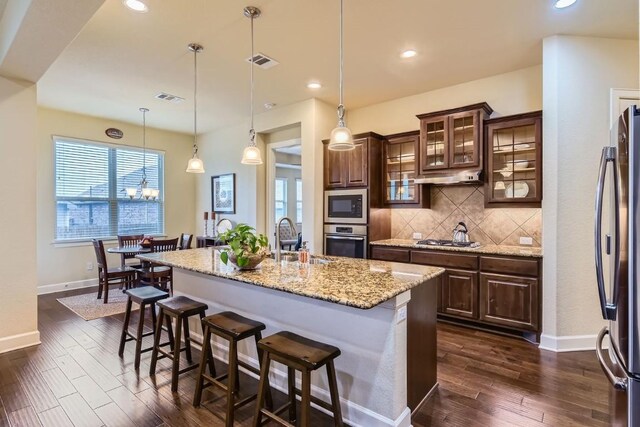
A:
137;248;445;310
370;239;543;258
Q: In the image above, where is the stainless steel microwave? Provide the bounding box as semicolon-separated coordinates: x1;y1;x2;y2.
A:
324;189;368;224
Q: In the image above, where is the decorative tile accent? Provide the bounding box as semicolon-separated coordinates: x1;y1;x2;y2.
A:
389;184;542;247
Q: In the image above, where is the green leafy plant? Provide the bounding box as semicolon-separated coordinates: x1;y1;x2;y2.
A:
219;224;269;268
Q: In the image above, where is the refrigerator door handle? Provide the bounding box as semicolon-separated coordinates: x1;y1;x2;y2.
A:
595;327;628;390
594;146;618;320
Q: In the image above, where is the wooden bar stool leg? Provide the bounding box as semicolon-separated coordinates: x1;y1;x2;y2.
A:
149;307;165;375
171;314;182;392
150;303;157;334
134;302;146;370
300;369;312;427
165;315;175;350
255;333;273;411
326;361;344;427
193;324;212;407
225;339;238;427
200;312;216;377
118;298;133;357
252;353;271;427
183;317;193;363
287;367;297;423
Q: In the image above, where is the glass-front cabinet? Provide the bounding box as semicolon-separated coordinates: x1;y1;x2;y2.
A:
384;132;429;207
485;111;542;206
418;103;493;175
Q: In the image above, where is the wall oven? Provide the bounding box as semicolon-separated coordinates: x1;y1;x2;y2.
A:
324;189;368;224
324;224;368;259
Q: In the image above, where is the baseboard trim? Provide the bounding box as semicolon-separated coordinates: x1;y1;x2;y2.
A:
189;331;410;427
539;333;603;352
0;330;40;354
38;278;97;295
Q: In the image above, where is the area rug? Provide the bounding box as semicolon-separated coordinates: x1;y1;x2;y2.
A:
57;291;137;321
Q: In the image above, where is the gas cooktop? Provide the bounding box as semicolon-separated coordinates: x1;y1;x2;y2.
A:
415;239;481;248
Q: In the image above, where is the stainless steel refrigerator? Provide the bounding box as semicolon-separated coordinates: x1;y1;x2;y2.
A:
595;105;640;426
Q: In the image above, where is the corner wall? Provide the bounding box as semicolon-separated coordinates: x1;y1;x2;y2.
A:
36;108;196;293
0;76;39;353
541;36;639;351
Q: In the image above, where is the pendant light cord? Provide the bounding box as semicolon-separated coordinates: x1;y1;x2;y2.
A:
193;47;199;155
142;108;147;180
337;0;345;125
249;12;256;146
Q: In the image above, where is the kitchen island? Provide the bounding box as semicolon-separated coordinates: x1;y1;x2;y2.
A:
138;248;444;427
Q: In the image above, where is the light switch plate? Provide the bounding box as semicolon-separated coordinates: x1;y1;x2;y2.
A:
412;232;423;240
397;306;407;323
86;261;94;271
519;236;533;246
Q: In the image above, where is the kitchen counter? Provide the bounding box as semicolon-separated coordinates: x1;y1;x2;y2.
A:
138;247;442;426
138;247;444;309
370;238;543;258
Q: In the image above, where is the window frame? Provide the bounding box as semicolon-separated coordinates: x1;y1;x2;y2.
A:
53;135;166;243
274;177;288;221
295;178;303;224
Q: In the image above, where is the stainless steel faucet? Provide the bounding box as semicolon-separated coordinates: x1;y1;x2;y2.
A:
275;217;292;263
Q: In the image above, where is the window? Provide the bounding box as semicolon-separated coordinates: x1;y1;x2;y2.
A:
54;137;165;241
296;178;302;223
274;178;287;220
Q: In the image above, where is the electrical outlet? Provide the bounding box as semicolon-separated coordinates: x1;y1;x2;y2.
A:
412;232;423;240
397;306;407;323
519;236;533;246
86;261;94;271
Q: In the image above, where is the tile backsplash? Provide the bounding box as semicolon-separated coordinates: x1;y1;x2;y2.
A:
391;185;541;247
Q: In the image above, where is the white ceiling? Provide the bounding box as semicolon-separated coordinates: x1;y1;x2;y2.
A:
36;0;638;134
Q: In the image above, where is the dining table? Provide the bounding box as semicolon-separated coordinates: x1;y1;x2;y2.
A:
106;245;152;268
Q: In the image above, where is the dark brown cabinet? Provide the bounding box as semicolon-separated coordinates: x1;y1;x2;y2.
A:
383;131;429;207
323;132;384;193
485;111;543;207
417;103;493;175
441;269;478;319
479;273;539;331
370;244;542;339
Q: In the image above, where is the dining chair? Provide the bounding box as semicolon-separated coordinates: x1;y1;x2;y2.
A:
92;239;137;304
178;233;193;250
138;237;179;294
117;234;144;268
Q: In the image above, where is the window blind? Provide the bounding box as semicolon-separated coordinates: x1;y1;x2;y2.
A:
54;137;165;241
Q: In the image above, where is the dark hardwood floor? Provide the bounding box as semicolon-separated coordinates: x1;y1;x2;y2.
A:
0;287;613;426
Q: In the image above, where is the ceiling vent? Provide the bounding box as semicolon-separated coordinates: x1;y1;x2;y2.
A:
245;52;279;69
154;92;185;103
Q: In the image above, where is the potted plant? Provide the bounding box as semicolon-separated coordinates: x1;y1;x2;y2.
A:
219;223;269;270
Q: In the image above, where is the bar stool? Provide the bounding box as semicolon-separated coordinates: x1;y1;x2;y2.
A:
193;311;273;426
149;296;210;392
118;286;172;370
253;331;343;427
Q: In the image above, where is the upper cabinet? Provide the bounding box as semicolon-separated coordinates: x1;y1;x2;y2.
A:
323;132;385;204
417;103;493;174
484;111;542;207
383;131;429;207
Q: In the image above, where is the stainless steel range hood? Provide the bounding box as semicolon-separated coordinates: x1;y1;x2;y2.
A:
414;170;482;185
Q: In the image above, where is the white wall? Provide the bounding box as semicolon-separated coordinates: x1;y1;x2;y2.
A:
196;98;334;253
36;108;196;292
541;36;639;351
348;65;542;134
0;76;39;353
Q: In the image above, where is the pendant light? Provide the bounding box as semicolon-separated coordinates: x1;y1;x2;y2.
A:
240;6;263;165
126;107;158;200
328;0;354;151
186;43;206;173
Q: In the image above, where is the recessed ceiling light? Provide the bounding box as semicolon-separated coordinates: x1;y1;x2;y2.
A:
306;82;322;90
554;0;577;8
123;0;148;12
401;49;417;59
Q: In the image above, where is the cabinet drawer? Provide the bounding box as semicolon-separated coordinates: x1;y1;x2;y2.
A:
480;256;539;277
411;250;478;270
370;246;411;263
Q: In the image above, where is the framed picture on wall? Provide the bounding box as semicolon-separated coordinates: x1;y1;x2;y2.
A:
211;173;236;214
